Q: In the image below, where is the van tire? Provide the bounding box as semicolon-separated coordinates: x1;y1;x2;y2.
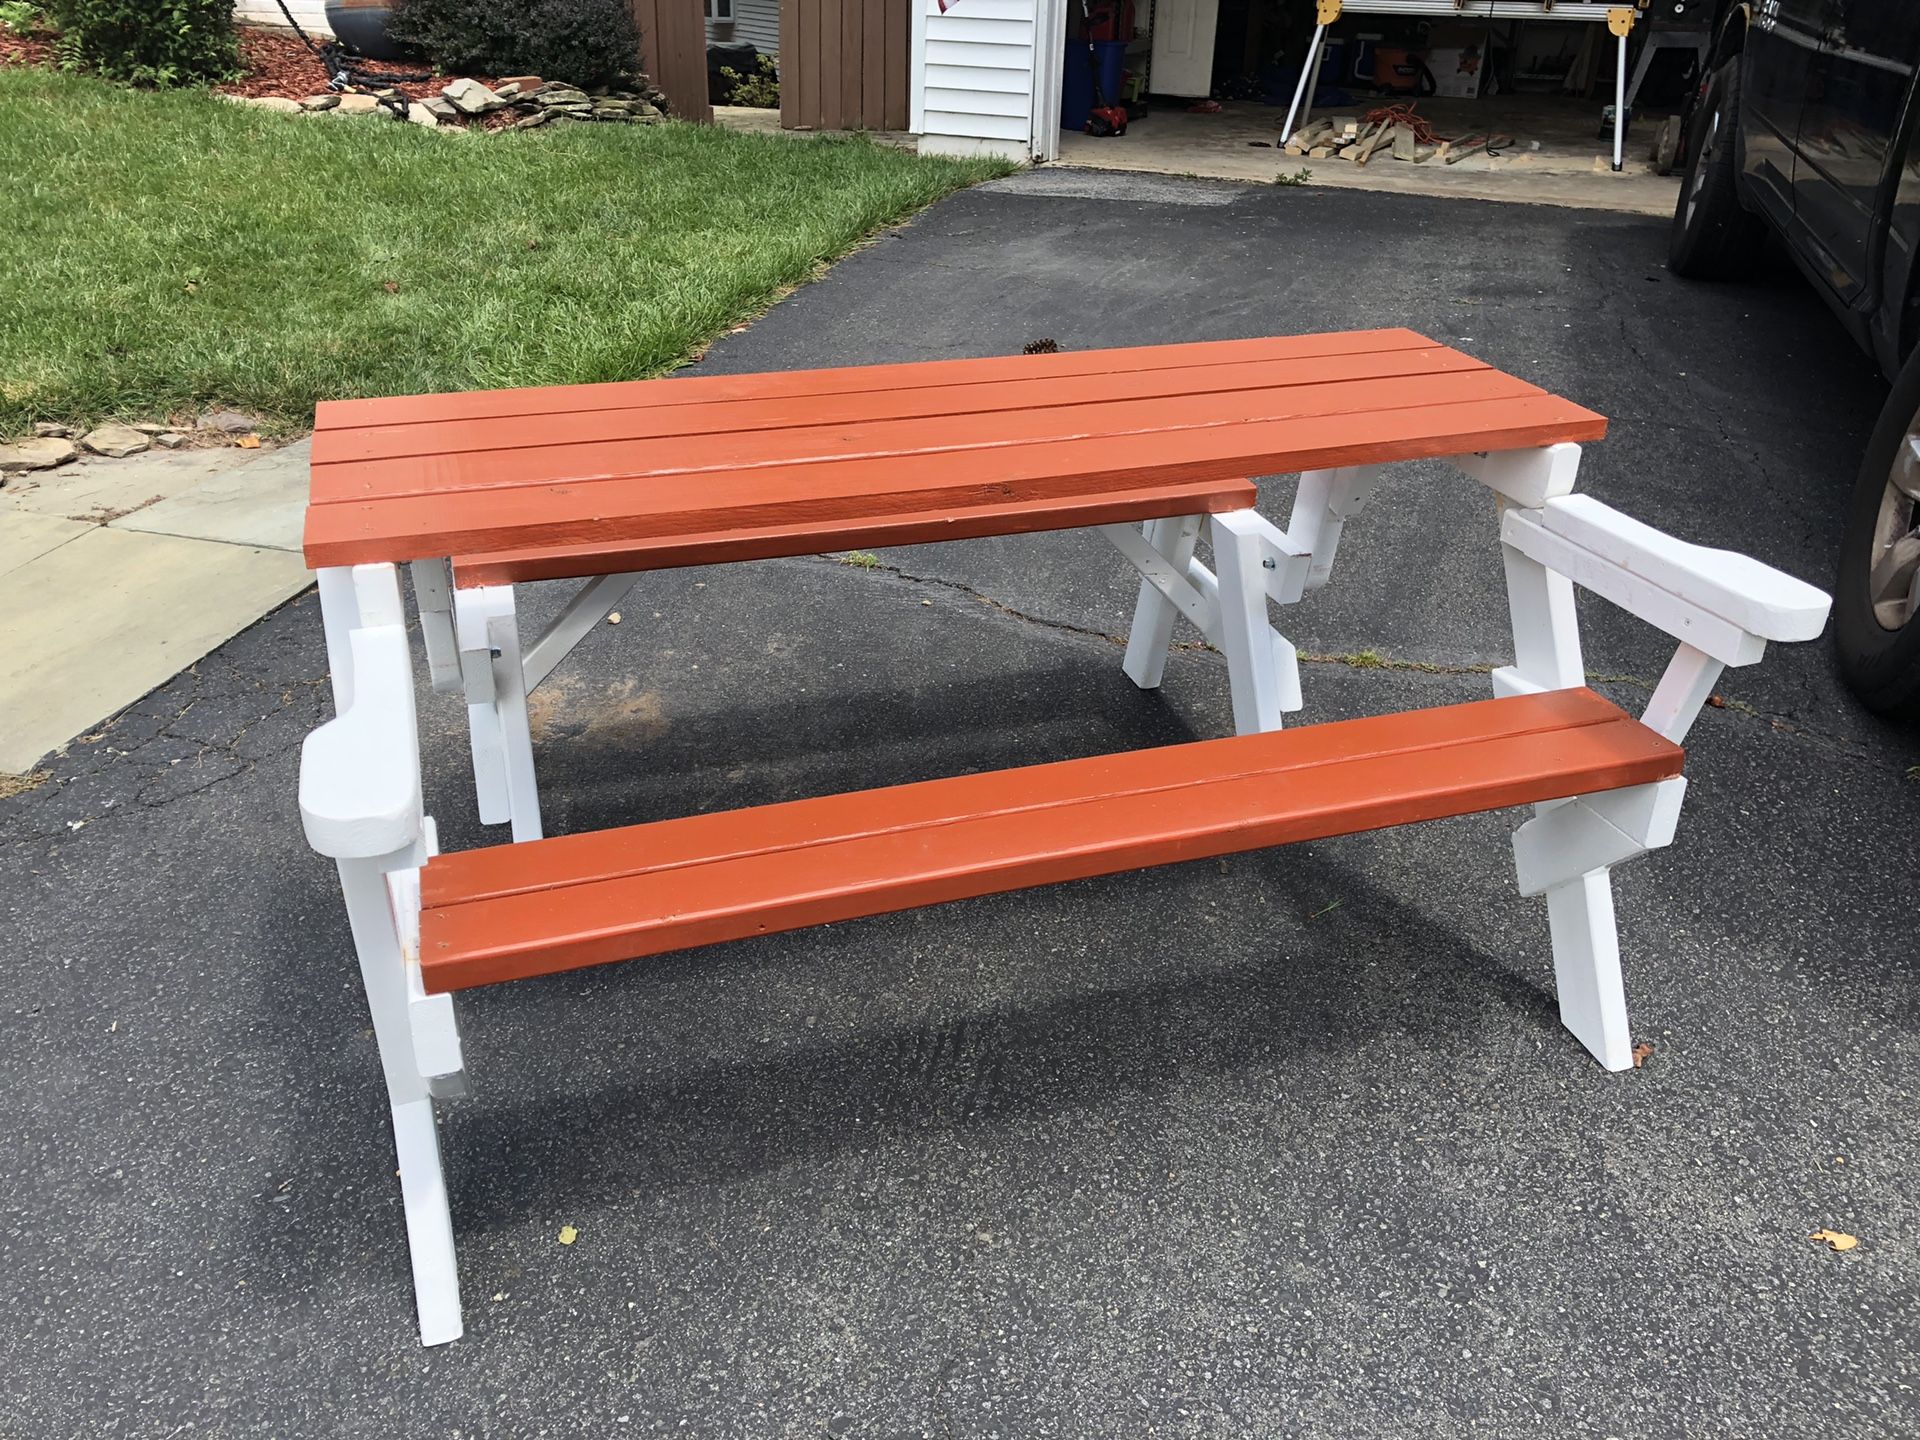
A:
1668;59;1765;278
1835;346;1920;719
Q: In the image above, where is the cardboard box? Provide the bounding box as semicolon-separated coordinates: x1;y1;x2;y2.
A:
1428;44;1489;99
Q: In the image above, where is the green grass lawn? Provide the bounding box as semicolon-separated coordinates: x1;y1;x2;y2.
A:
0;70;1008;434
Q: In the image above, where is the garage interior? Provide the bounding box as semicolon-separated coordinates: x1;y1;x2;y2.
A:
1054;0;1705;199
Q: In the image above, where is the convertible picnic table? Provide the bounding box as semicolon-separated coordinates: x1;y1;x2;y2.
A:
299;330;1831;1345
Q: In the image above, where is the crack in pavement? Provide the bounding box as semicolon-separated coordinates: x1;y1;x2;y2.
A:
817;554;1882;762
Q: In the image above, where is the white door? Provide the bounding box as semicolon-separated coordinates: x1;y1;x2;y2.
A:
1148;0;1218;97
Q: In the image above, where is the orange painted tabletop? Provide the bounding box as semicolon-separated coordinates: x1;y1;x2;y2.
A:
303;329;1607;572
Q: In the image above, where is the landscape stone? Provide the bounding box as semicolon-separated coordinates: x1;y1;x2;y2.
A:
335;94;381;115
443;78;503;115
406;103;439;127
424;98;458;121
32;422;72;438
155;433;188;449
0;437;78;472
197;410;259;435
80;424;152;458
245;96;302;114
492;83;522;103
132;423;170;435
512;110;551;129
497;75;542;92
300;93;340;111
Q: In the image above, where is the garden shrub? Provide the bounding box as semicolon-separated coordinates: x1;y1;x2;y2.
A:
719;54;777;108
0;1;48;33
390;0;641;90
46;0;237;86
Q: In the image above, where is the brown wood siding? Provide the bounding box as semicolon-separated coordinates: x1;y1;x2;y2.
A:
780;0;907;130
630;0;714;124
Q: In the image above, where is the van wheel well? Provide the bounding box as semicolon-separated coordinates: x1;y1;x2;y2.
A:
1708;4;1748;70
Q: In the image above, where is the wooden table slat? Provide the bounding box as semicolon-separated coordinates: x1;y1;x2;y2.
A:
314;328;1439;431
310;368;1544;507
311;345;1492;468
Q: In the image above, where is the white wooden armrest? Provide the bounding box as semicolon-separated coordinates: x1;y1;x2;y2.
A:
1502;494;1832;666
300;623;423;859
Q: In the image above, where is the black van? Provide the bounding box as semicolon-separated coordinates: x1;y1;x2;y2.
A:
1668;1;1920;717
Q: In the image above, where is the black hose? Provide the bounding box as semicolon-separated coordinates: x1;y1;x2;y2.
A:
266;0;435;118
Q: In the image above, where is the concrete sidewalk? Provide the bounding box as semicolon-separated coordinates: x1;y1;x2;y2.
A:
0;440;310;774
3;174;1916;1437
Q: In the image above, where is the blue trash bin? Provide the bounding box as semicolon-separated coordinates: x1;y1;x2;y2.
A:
1062;39;1128;131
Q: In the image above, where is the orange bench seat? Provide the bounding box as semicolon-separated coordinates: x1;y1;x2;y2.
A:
417;687;1683;994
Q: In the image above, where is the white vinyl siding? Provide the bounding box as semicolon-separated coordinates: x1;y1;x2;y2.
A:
706;0;779;58
912;0;1035;157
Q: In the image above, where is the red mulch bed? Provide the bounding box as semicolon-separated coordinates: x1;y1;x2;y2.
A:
0;20;492;102
0;21;57;68
216;25;496;103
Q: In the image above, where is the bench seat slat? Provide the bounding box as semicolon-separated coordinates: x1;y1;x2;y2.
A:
418;690;1682;994
451;476;1257;587
314;329;1443;431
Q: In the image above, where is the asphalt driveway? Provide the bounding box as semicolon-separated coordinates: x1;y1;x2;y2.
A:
4;170;1916;1438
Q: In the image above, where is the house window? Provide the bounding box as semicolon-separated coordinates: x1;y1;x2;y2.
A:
705;0;732;21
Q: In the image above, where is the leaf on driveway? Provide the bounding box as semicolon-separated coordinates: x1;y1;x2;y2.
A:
557;1224;579;1246
1631;1042;1654;1068
1809;1229;1859;1253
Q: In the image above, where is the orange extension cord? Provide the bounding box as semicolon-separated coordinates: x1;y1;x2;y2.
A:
1361;102;1445;145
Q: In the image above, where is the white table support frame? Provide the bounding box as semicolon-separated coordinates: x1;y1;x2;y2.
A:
304;440;1828;1347
404;505;1329;844
1281;0;1642;173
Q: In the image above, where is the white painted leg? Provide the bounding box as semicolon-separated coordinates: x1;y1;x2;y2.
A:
1210;511;1286;734
465;701;511;826
1491;543;1587;698
337;854;463;1345
1287;465;1382;590
391;1097;463;1346
1122;515;1203;691
456;586;542;841
489;602;541;843
1545;869;1635;1072
409;558;463;693
1488;478;1639;1070
316;566;361;714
